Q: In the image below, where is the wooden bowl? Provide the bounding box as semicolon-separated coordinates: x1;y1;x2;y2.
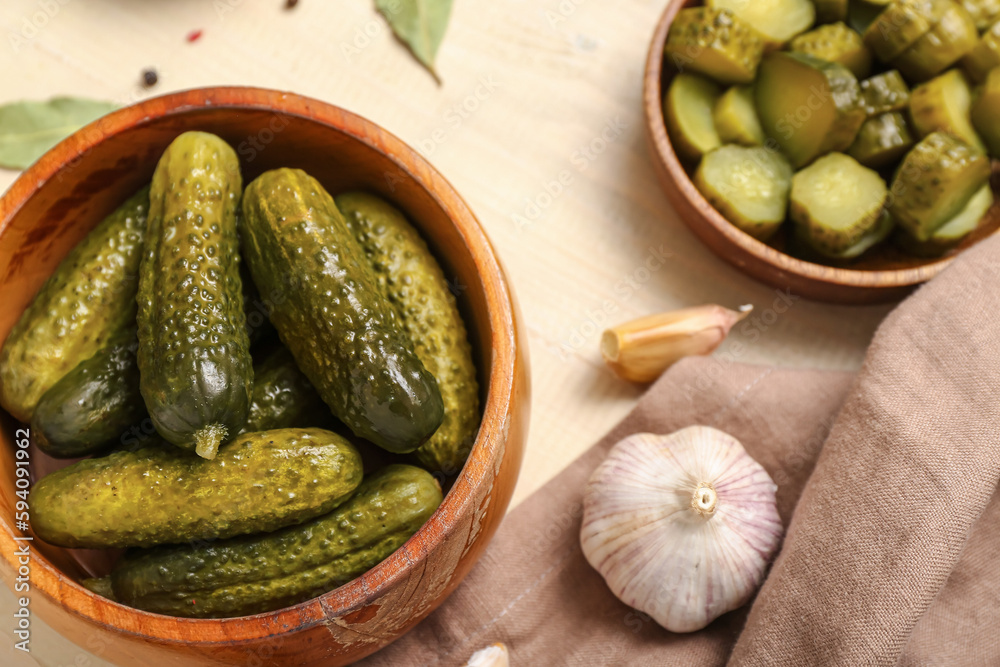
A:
0;87;529;666
643;0;1000;304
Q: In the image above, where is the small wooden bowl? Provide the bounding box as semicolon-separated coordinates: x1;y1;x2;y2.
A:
0;87;529;666
643;0;1000;304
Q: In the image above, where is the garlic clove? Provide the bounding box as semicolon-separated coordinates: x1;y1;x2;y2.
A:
580;426;783;633
601;304;752;383
466;642;510;667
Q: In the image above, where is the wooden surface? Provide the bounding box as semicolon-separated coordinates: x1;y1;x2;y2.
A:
0;1;891;665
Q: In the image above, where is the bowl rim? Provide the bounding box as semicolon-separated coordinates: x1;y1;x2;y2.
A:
642;0;962;301
0;86;521;644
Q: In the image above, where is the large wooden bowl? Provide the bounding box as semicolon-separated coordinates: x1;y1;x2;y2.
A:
0;87;529;666
644;0;1000;304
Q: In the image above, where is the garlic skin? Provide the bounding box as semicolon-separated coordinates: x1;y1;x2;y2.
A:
580;426;783;633
466;642;510;667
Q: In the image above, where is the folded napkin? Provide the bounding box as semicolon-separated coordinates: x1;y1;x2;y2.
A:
361;234;1000;667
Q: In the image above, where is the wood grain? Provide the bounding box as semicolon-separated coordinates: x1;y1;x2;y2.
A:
0;88;528;666
644;0;1000;304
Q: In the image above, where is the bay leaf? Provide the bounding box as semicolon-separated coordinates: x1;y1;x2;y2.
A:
0;97;117;170
376;0;454;81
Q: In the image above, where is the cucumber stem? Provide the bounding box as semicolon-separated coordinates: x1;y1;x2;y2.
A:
193;424;228;460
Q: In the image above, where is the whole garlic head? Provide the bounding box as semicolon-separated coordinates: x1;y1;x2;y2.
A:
580;426;783;633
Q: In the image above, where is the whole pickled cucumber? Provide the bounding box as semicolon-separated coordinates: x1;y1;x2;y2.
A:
335;192;481;474
31;328;146;459
32;427;363;549
242;345;327;434
0;187;149;423
137;132;252;460
240;169;443;455
109;464;442;618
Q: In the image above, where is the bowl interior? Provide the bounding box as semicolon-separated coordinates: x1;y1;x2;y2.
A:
645;0;1000;301
0;89;511;638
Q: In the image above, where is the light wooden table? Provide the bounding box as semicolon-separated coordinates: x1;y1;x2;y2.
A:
0;1;893;664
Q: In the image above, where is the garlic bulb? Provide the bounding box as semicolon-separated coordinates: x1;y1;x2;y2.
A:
466;642;510;667
580;426;783;633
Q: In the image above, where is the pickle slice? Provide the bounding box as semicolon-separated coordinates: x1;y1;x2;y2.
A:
713;86;766;146
791;22;873;78
815;0;850;23
796;208;895;258
889;131;991;240
664;73;723;161
864;0;949;62
909;69;985;152
964;20;1000;82
665;8;765;84
896;184;994;255
790;152;888;253
894;2;979;81
849;0;893;34
848;112;916;168
971;66;1000;156
708;0;816;49
860;70;911;115
961;0;1000;30
755;52;866;167
694;145;794;241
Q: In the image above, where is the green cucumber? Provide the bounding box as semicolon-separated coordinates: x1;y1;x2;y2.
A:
893;2;979;81
30;329;145;459
848;112;916;168
32;427;363;549
240;169;443;454
0;188;149;423
664;8;765;84
335;192;481;474
964;20;1000;81
694;145;794;241
242;345;328;434
791;22;874;78
961;0;1000;30
889;131;991;240
864;0;950;62
713;86;766;146
137;132;252;460
909;69;985;152
796;208;895;258
860;70;911;115
971;66;1000;155
849;0;893;35
664;73;723;160
896;183;994;254
708;0;816;49
755;52;866;167
790;152;889;253
108;464;442;618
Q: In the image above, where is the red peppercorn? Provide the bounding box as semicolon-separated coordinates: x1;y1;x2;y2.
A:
186;29;203;43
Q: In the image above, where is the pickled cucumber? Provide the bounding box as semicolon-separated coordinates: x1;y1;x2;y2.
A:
791;22;873;78
0;188;149;423
864;0;950;62
664;73;722;160
797;208;895;258
894;2;979;81
708;0;816;49
848;112;916;168
849;0;893;34
755;52;866;167
896;184;994;254
109;464;442;618
909;69;985;152
664;8;765;84
32;428;363;549
694;145;794;241
889;131;991;240
961;0;1000;30
964;20;1000;81
790;152;888;253
860;70;911;115
242;346;327;434
971;66;1000;155
815;0;850;23
713;86;766;146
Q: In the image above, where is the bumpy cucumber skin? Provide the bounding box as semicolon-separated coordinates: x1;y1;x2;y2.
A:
893;2;979;82
137;132;252;459
664;8;764;85
790;22;873;78
31;329;146;459
962;0;1000;30
242;346;327;434
963;20;1000;81
848;112;916;168
796;209;895;259
896;184;994;255
864;0;949;62
32;427;363;549
335;192;481;474
240;170;443;455
909;70;984;152
0;188;149;423
110;464;442;618
860;70;911;115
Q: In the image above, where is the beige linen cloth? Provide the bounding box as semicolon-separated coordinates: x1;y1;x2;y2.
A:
362;233;1000;667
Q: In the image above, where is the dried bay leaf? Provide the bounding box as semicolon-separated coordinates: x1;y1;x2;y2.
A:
377;0;454;81
0;97;117;170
